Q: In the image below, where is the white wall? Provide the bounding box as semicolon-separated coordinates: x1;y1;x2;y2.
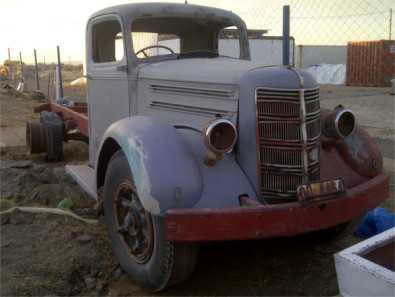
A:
247;38;294;66
218;38;295;65
295;45;347;68
158;37;295;66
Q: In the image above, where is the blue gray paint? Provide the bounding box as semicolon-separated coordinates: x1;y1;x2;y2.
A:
98;116;203;215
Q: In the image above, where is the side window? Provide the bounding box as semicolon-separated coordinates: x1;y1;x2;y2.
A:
115;33;124;61
218;26;240;58
92;20;124;63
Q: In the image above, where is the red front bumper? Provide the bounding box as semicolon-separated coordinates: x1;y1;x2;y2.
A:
165;173;389;242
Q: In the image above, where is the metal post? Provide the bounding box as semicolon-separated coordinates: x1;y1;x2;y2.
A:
7;48;12;81
19;51;24;82
56;45;64;98
34;49;40;91
298;45;303;68
47;72;51;101
390;8;393;40
282;5;290;66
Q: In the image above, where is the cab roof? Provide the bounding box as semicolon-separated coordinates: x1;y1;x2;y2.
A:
89;2;245;25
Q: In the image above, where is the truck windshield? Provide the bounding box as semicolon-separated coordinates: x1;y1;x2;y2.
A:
130;17;241;60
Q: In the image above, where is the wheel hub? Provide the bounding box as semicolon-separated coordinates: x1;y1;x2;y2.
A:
114;181;153;263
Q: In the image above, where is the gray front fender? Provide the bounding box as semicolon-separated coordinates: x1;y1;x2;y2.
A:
97;116;203;215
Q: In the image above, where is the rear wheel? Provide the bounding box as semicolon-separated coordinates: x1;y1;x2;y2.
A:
103;150;198;291
26;111;64;162
26;121;47;154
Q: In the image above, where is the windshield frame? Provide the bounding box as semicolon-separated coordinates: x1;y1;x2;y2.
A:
125;15;250;66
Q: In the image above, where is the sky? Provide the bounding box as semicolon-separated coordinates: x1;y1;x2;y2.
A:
1;0;394;64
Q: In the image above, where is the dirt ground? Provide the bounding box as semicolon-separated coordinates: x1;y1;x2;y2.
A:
0;82;394;296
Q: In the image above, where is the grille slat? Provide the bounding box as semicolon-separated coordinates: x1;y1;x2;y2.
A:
256;87;321;203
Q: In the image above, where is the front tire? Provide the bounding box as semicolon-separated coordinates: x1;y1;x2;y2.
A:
103;150;198;291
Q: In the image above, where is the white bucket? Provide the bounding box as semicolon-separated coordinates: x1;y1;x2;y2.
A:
16;82;24;92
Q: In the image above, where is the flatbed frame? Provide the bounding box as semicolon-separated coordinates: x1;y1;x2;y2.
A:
34;102;89;137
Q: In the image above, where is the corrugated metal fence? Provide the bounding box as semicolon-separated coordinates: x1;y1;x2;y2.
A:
346;40;395;87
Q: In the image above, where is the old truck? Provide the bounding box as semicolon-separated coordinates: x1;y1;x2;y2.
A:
26;3;389;291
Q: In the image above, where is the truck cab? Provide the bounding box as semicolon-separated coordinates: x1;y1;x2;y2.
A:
28;2;389;291
86;3;251;167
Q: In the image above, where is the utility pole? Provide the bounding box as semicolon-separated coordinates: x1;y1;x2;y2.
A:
282;5;290;66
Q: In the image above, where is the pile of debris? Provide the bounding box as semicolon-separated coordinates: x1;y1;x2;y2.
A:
0;149;123;296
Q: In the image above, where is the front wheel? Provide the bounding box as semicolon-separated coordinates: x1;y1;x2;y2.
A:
103;150;198;291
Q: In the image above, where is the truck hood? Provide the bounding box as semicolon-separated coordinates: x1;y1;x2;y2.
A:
137;57;263;85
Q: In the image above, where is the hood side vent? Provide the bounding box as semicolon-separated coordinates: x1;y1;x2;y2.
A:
149;84;236;100
149;101;234;117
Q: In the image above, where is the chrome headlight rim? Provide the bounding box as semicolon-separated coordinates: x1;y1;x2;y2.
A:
204;118;238;154
334;108;355;138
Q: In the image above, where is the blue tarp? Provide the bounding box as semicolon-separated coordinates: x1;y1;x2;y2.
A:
355;207;395;238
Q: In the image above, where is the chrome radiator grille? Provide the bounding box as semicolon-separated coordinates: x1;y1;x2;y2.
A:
256;87;321;203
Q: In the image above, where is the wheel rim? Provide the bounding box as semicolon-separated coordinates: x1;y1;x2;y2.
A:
113;180;154;264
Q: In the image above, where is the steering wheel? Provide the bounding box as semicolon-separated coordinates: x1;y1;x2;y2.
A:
135;45;175;57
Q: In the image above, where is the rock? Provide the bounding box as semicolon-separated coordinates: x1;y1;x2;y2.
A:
0;160;32;170
76;234;93;244
10;160;32;169
84;276;97;291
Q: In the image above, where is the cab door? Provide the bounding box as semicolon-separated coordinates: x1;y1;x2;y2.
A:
86;15;130;166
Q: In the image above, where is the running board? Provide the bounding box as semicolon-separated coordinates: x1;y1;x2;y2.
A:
65;165;97;200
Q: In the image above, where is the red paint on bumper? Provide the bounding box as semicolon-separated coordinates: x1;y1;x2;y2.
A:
165;173;389;242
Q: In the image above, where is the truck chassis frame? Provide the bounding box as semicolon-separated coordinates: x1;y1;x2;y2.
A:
30;102;389;242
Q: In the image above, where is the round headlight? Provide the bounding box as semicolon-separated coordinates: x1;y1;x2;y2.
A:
204;119;237;154
335;109;355;138
323;107;356;139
